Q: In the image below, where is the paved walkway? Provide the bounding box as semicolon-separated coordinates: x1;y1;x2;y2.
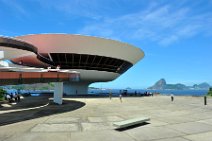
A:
1;96;212;141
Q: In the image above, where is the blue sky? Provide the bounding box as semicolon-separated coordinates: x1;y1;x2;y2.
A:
0;0;212;89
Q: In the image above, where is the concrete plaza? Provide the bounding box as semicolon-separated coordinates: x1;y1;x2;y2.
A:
1;95;212;141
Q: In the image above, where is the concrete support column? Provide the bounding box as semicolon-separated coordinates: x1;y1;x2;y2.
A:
54;82;63;104
63;82;89;95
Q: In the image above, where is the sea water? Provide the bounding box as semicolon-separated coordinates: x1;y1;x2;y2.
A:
88;89;208;96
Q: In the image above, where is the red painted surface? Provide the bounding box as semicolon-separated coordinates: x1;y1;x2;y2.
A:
0;72;79;85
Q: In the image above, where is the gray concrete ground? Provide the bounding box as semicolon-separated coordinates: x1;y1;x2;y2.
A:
1;95;212;141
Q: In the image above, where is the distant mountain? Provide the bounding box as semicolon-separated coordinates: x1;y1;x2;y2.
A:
192;82;210;90
165;83;187;90
148;78;166;90
148;79;211;90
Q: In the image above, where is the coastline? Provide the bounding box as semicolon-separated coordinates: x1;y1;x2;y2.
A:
89;89;208;97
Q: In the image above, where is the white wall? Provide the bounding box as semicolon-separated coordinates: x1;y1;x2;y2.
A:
63;82;89;95
53;82;63;104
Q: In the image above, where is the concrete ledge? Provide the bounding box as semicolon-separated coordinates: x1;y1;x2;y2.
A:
113;117;150;129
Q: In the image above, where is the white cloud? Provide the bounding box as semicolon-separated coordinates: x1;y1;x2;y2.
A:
0;29;20;36
0;0;29;17
159;35;179;46
35;0;104;20
2;0;210;46
78;3;212;46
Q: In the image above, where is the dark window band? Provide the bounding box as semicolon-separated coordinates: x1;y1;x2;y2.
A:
40;53;133;74
0;37;133;74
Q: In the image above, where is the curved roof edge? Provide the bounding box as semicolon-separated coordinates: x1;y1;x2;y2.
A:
15;33;144;64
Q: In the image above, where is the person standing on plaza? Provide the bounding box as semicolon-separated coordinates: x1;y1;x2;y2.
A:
171;93;174;102
109;92;112;100
119;93;122;102
6;94;11;103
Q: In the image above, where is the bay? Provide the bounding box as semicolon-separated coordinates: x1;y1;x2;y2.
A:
88;89;208;96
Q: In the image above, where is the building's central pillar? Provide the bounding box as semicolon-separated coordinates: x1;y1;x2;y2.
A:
63;82;89;95
54;82;63;104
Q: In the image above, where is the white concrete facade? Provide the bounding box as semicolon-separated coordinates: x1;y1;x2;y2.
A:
0;34;144;95
53;82;63;104
67;69;120;82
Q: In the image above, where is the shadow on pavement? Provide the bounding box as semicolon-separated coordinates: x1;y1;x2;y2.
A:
0;99;85;126
0;96;50;111
115;122;150;131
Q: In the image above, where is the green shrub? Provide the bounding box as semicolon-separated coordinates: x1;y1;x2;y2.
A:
0;88;6;101
207;87;212;96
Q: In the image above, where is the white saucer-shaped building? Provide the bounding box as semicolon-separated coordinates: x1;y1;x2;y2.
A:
1;34;144;95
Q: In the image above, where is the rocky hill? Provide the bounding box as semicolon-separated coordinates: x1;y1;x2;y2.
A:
148;78;166;90
148;78;211;90
192;82;211;89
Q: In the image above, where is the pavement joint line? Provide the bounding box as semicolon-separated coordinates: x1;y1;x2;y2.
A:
163;124;191;136
29;122;42;133
123;131;138;141
77;121;83;132
183;130;212;136
28;117;56;132
149;135;192;141
43;116;52;123
1;134;13;141
164;122;212;136
30;123;80;133
181;136;194;141
126;128;186;141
